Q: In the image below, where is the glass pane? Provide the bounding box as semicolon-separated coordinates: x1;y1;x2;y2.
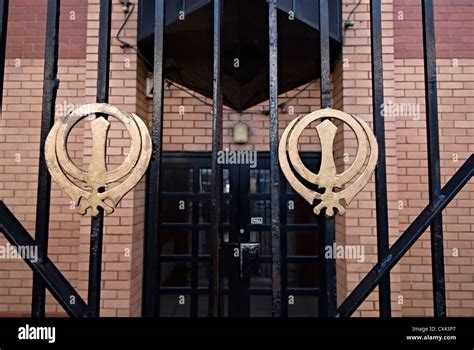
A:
223;169;230;193
287;231;318;256
249;169;270;193
297;1;318;29
160;262;191;287
160;295;190;317
198;262;209;288
161;198;192;223
251;263;271;288
199;199;210;223
287;263;318;288
224;294;229;318
161;230;192;255
288;296;319;317
249;199;271;225
199;198;229;223
286;197;319;224
198;230;210;255
199;231;229;255
249;231;271;255
199;168;230;193
199;169;212;192
287;181;296;194
198;295;208;317
162;168;193;192
224;198;230;222
277;0;293;12
197;267;228;289
250;296;272;317
187;0;206;10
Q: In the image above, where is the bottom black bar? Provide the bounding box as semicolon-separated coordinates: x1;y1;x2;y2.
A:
0;318;471;346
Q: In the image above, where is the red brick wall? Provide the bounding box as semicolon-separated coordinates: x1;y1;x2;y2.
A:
0;0;88;316
155;85;324;153
0;58;85;315
394;0;474;58
6;0;87;59
395;58;474;316
393;0;474;316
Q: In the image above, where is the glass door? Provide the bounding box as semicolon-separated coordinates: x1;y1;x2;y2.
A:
152;152;323;317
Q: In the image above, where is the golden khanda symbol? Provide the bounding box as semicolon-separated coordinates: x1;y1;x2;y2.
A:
279;108;378;217
45;103;152;217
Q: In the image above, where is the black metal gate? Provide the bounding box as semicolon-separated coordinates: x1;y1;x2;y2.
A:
0;0;472;318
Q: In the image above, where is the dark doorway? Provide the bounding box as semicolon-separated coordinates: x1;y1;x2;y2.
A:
151;152;324;317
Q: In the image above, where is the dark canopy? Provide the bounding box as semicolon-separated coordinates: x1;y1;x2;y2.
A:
138;0;342;111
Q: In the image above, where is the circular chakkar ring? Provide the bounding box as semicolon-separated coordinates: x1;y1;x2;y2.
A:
45;103;151;217
279;108;378;217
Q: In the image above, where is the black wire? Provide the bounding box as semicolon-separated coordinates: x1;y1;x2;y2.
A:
346;0;362;23
129;45;153;68
342;0;362;45
115;2;136;49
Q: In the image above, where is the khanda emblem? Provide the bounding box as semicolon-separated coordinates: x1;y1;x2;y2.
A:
279;108;378;217
45;103;152;217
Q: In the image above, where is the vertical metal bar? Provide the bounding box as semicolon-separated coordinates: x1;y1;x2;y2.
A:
190;165;199;317
370;0;391;317
0;0;9;111
31;0;61;318
87;0;111;317
319;0;336;317
143;0;165;317
269;0;281;318
422;0;446;317
88;217;104;317
95;0;111;104
319;0;331;109
209;0;224;318
280;178;288;317
321;217;336;316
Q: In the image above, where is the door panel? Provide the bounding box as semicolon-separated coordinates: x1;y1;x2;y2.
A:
154;152;323;317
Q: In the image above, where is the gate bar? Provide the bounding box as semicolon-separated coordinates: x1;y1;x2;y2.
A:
319;0;337;317
0;202;88;317
422;0;446;317
143;0;165;318
31;0;61;318
370;0;391;317
268;0;281;318
337;155;473;317
0;0;8;111
209;0;224;317
87;0;111;317
319;0;331;108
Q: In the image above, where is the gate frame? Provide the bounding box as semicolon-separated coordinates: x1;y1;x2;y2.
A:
0;0;471;318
